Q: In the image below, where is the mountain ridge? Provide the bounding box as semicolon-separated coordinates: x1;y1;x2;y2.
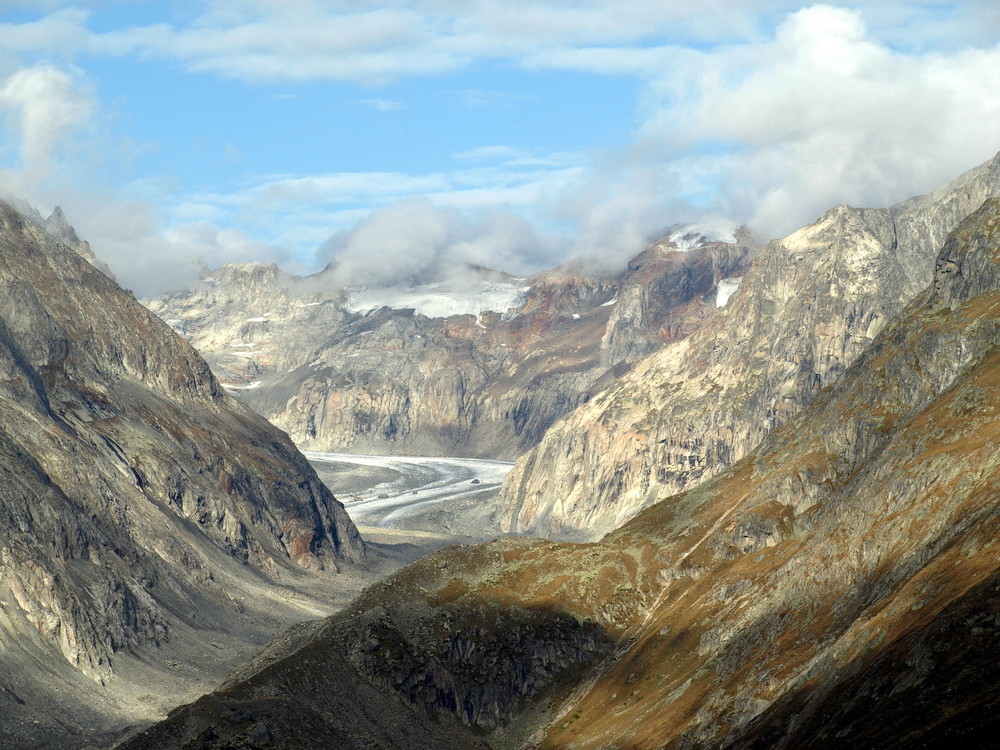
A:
498;151;1000;539
0;201;365;747
120;197;1000;750
144;230;753;460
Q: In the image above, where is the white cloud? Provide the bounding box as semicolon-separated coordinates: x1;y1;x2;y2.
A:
95;6;459;84
524;44;686;77
361;97;405;111
242;171;453;207
777;3;875;74
161;153;584;257
0;2;996;86
0;7;89;66
0;65;94;179
0;62;289;296
318;196;565;287
632;4;1000;238
451;146;581;170
322;198;450;286
40;193;297;296
0;2;997;296
457;89;534;108
0;2;863;85
550;157;693;271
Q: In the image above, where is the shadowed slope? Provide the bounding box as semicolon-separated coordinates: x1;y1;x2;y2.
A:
0;203;364;747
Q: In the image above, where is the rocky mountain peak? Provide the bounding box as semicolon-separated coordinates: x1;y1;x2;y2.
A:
145;230;753;460
43;205;78;242
0;199;364;744
933;197;1000;307
214;261;284;283
34;204;116;279
657;219;740;251
498;154;1000;540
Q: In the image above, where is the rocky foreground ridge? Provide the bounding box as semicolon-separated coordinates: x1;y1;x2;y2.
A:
499;151;1000;539
0;203;364;747
145;229;752;459
123;199;1000;749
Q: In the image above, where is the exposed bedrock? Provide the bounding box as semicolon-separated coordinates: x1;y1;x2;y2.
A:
145;233;752;460
499;152;1000;539
125;198;1000;750
0;202;363;728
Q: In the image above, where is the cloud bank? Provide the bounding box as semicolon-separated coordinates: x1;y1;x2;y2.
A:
318;197;564;287
0;65;93;183
0;2;996;294
639;4;1000;238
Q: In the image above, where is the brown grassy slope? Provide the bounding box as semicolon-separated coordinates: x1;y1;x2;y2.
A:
538;198;1000;749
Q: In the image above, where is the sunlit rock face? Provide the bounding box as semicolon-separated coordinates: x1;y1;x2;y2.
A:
498;152;1000;540
144;232;752;460
123;199;1000;750
0;202;363;739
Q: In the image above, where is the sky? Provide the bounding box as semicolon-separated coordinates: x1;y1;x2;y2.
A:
0;1;998;294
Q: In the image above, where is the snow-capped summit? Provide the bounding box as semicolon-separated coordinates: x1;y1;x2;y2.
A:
666;218;740;251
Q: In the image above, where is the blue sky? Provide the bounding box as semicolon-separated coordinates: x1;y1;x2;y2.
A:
0;1;998;293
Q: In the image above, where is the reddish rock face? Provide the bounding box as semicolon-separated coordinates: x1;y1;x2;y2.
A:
145;233;752;460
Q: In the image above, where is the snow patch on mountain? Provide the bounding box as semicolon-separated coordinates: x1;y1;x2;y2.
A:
344;280;529;319
716;277;742;307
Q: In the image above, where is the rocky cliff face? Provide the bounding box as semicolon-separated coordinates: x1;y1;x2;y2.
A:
499;152;1000;539
601;228;754;365
145;234;752;459
0;203;364;746
120;198;1000;750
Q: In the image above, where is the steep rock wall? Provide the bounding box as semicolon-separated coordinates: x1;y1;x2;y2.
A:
498;152;1000;539
0;203;364;687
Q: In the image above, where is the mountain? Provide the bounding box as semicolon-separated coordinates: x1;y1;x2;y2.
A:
42;205;116;279
498;152;1000;539
0;203;364;748
143;230;753;460
120;197;1000;749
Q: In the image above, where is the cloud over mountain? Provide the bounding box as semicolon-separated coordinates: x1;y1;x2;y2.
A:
0;2;996;294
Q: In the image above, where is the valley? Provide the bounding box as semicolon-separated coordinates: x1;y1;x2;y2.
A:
1;5;997;750
0;203;505;750
122;193;1000;750
2;155;999;750
306;452;513;534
